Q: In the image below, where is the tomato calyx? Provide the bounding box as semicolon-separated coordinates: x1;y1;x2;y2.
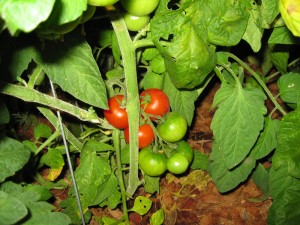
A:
140;88;170;121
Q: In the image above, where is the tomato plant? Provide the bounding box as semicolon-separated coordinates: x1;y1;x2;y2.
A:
124;124;154;148
120;0;160;16
167;152;189;175
123;13;150;32
138;147;167;176
88;0;119;7
2;0;300;224
157;112;187;142
103;95;129;129
140;88;170;120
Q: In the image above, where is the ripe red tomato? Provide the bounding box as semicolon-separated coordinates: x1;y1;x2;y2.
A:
140;88;170;120
103;95;128;129
139;147;167;176
124;124;154;148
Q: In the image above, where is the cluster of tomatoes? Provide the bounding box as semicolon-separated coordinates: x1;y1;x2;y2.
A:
104;88;193;177
119;0;160;32
88;0;160;32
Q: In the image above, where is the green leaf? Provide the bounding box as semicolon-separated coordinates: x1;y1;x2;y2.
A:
40;0;87;28
39;148;64;181
270;44;289;75
260;0;279;28
0;100;9;124
151;1;216;89
70;148;112;209
251;117;280;160
130;196;152;216
143;175;160;194
251;163;270;199
8;42;36;82
1;182;71;225
0;190;28;225
163;73;199;126
24;184;52;202
34;36;108;109
273;107;300;178
92;173;119;205
150;208;165;225
268;27;300;45
143;71;163;90
142;48;160;61
278;72;300;104
211;83;266;169
209;141;256;193
190;151;209;170
99;189;121;209
83;140;114;152
268;164;300;225
242;1;263;52
34;124;52;139
149;55;166;74
59;197;91;224
0;0;55;35
192;0;251;46
112;31;121;66
0;136;31;182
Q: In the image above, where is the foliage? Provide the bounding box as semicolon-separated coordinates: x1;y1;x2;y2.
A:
0;0;300;224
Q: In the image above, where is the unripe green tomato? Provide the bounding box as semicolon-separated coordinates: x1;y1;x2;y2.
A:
81;5;97;24
120;0;160;16
157;112;187;142
88;0;119;7
167;152;189;175
123;13;150;32
177;140;194;164
139;148;167;176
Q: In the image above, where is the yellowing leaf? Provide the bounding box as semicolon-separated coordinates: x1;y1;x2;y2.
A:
47;167;63;181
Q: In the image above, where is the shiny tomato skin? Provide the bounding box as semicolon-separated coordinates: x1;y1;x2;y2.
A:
123;12;150;32
140;88;170;120
177;140;194;164
103;95;128;129
167;152;189;175
120;0;160;16
88;0;119;6
139;148;167;176
157;112;187;142
124;124;154;148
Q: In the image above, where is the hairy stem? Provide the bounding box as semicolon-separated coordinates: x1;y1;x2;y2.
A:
109;13;141;196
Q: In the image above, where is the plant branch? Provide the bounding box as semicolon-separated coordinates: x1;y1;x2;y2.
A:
226;52;287;116
113;129;130;225
0;81;106;124
109;13;141;196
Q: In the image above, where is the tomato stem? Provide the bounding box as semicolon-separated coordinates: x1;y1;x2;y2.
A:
112;129;130;225
109;12;141;196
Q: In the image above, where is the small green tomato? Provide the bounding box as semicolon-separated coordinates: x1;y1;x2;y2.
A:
123;13;150;32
